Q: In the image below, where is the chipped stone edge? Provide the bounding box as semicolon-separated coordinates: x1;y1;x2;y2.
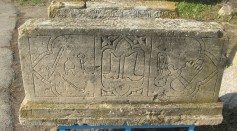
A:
18;18;225;39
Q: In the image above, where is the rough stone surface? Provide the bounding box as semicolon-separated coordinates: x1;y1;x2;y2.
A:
48;0;178;19
218;4;234;16
20;102;223;126
18;18;226;126
19;18;226;103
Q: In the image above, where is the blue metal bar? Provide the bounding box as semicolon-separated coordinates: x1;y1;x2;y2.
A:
125;127;131;131
58;125;195;130
188;125;195;131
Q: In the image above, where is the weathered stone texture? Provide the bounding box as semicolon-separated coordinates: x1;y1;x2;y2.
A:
19;18;226;125
48;0;178;19
20;102;223;126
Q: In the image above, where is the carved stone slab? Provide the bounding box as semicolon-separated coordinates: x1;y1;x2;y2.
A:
18;18;226;125
48;0;178;19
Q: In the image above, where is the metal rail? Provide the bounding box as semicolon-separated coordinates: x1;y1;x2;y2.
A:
58;125;195;131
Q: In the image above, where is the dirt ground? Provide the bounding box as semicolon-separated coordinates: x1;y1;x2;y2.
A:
10;2;237;131
10;5;55;131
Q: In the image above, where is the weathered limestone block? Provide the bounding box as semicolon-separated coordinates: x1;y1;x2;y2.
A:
20;102;223;126
48;0;178;19
18;18;226;126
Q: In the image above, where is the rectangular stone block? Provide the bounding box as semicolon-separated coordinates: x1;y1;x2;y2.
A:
18;18;226;125
48;0;178;19
20;102;223;126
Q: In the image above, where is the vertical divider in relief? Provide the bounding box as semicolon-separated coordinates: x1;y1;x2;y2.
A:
94;35;102;97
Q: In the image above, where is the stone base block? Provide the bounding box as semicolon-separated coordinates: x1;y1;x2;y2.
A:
48;0;178;19
20;102;223;126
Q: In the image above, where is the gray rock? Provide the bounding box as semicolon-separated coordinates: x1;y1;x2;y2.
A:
218;4;234;16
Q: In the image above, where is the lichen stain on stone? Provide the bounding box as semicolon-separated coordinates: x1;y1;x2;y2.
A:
18;19;37;37
160;11;178;19
48;5;60;18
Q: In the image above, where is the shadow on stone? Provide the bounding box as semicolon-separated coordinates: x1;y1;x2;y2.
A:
194;101;237;131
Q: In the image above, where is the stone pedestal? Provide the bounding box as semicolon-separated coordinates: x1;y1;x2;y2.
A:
18;0;227;126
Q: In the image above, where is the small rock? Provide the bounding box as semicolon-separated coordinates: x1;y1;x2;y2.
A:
218;4;234;16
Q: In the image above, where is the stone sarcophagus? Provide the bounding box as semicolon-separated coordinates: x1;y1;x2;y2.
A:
18;5;226;125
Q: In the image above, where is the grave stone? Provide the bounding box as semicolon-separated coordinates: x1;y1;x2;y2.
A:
18;0;227;127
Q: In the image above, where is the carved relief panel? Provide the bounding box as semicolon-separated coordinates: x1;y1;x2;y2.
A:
25;34;224;102
96;35;151;97
29;35;95;97
149;37;223;102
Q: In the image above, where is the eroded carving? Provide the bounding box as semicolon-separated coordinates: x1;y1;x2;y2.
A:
27;34;223;101
149;37;220;101
100;35;151;96
29;35;95;97
58;9;164;19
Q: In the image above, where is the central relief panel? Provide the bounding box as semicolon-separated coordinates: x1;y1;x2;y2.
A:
96;35;151;97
